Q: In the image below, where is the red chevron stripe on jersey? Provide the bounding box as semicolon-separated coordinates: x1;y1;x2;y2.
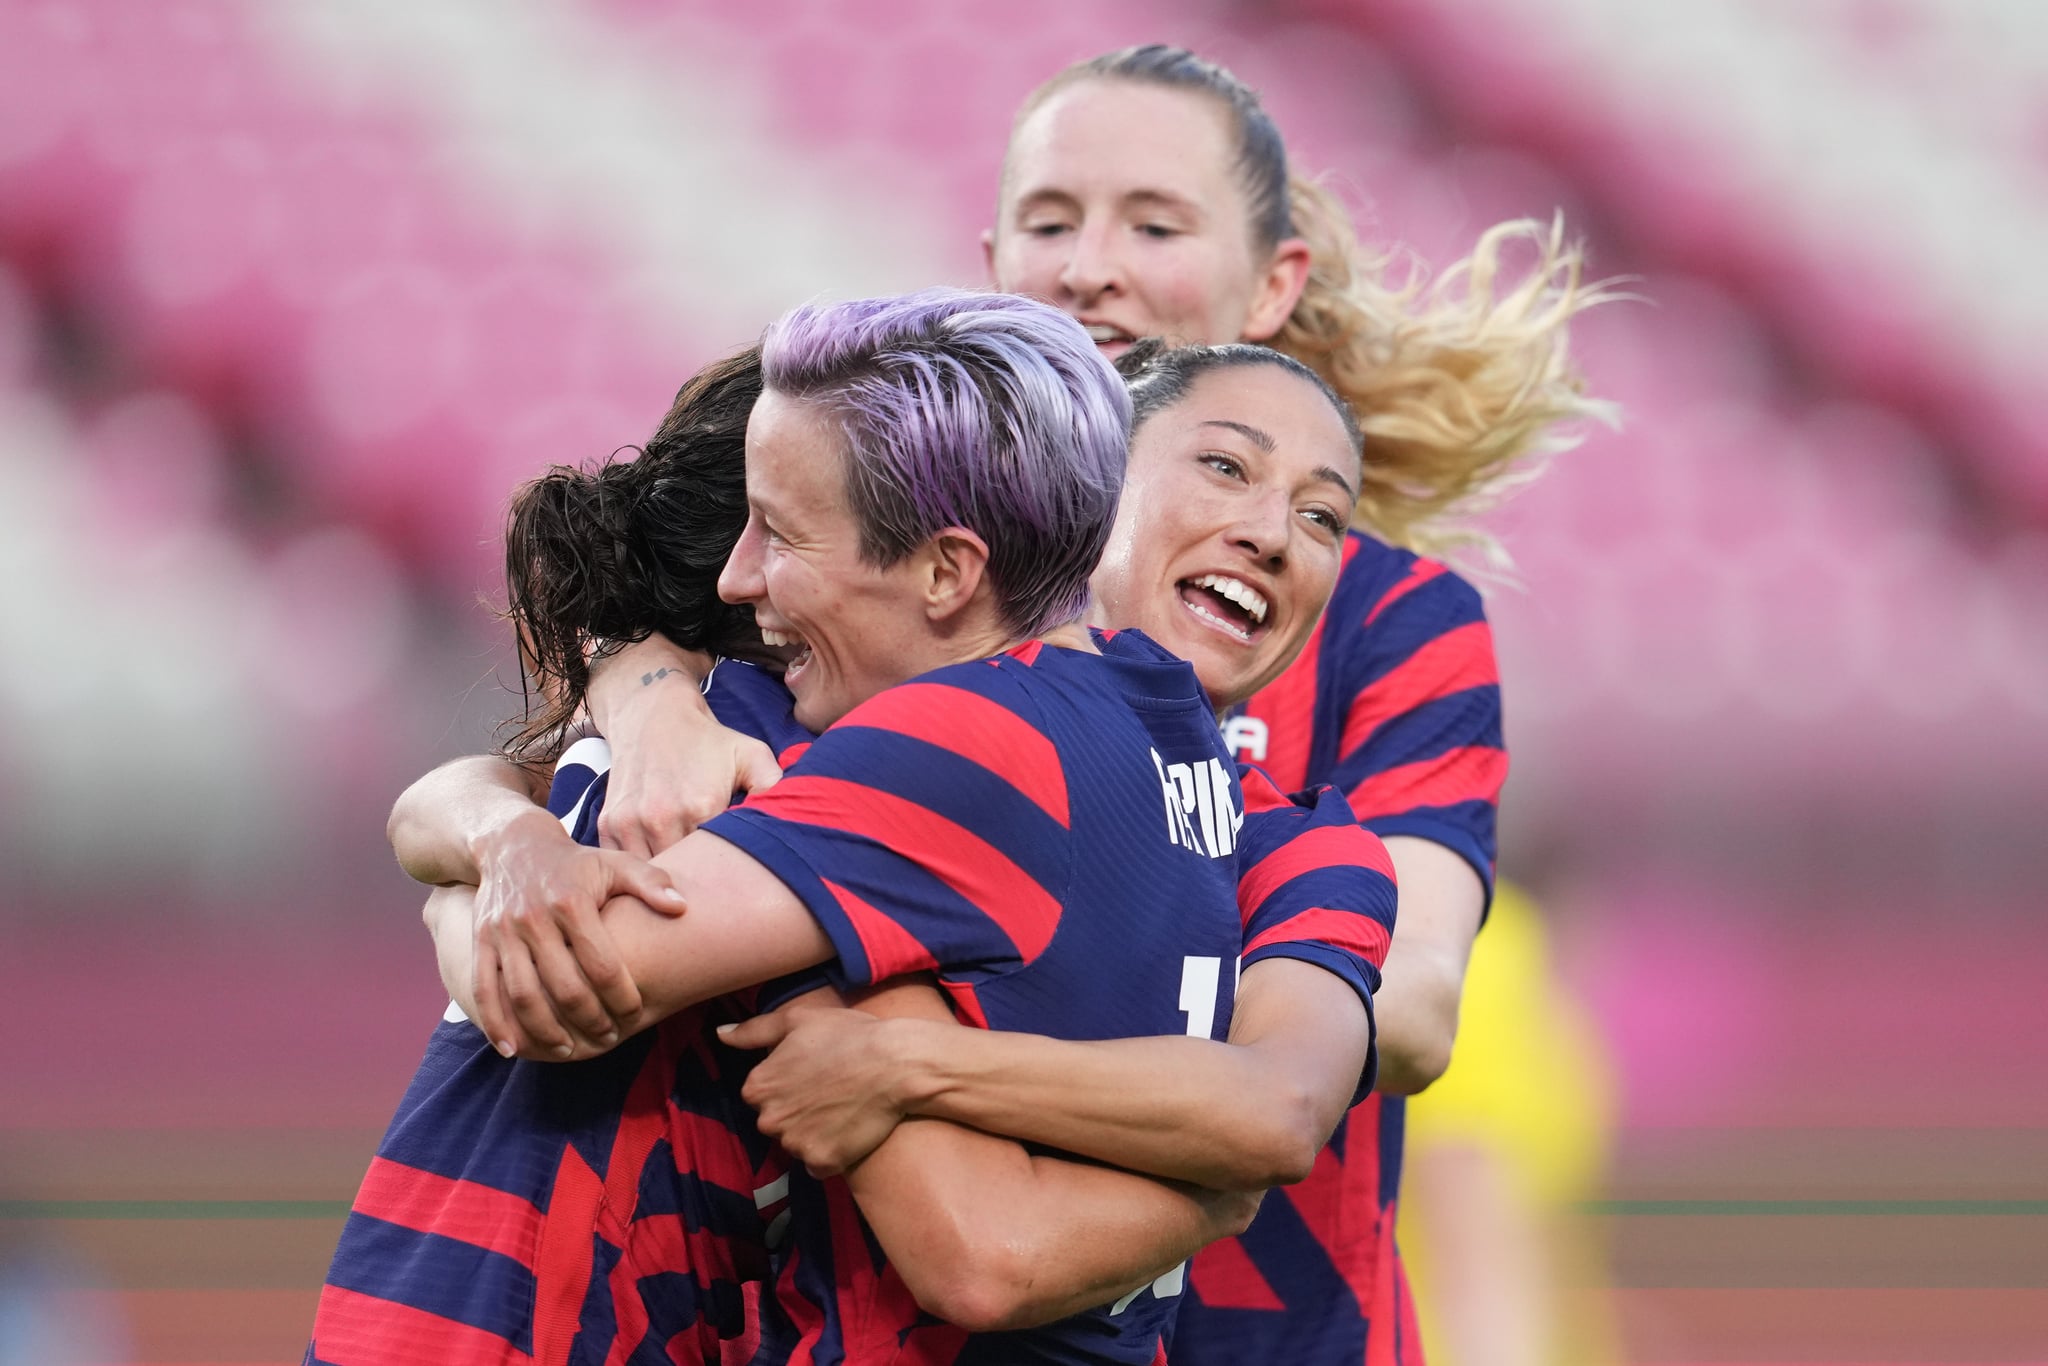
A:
1236;823;1397;916
1361;558;1445;628
823;877;942;981
532;1147;605;1364
1185;1223;1285;1312
312;1285;536;1366
1243;905;1392;968
1346;745;1509;822
1338;620;1499;759
755;773;1064;964
836;681;1070;827
349;1158;544;1264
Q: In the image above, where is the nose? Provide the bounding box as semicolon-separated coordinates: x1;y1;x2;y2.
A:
1228;490;1291;573
1057;221;1124;305
718;513;765;605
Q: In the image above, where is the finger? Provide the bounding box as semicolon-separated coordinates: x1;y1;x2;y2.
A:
733;739;783;797
717;1015;795;1051
528;930;620;1045
650;801;705;853
600;850;688;919
596;805;652;859
471;939;517;1059
498;938;576;1059
556;913;643;1028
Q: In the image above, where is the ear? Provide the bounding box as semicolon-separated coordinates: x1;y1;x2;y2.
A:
919;526;992;624
1240;237;1312;343
980;227;998;286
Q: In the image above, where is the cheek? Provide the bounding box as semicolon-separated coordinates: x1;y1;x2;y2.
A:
992;236;1053;294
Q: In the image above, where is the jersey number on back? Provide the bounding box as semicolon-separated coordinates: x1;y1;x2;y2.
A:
1110;955;1223;1316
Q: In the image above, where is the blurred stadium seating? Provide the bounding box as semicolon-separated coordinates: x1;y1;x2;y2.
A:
1;1;2042;1360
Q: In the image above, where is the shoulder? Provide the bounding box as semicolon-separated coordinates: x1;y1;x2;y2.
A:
829;655;1046;744
792;659;1070;823
1332;533;1486;629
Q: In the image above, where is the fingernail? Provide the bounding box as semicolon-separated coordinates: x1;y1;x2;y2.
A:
714;1023;736;1038
495;1039;516;1059
554;1042;575;1059
600;1030;619;1047
662;888;686;903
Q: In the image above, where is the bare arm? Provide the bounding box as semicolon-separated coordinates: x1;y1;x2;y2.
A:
583;635;780;855
824;982;1262;1332
390;753;689;1050
429;824;836;1058
1370;835;1486;1095
729;956;1370;1192
388;754;551;887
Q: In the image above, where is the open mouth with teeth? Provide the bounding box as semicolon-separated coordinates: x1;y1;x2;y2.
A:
1082;323;1137;352
1176;573;1270;645
758;626;814;681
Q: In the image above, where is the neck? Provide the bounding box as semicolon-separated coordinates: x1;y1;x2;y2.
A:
1036;620;1098;654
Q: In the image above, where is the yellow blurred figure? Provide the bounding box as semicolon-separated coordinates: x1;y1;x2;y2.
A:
1397;881;1621;1366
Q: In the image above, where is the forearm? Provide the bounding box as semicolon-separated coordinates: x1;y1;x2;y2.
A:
1370;835;1486;1095
1370;937;1465;1094
539;832;833;1047
887;1026;1323;1190
388;756;550;886
583;634;713;733
424;885;482;1016
848;1115;1258;1332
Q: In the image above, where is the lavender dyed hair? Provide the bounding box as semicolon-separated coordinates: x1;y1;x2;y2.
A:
760;288;1130;637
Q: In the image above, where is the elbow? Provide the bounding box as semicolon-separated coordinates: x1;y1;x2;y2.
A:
908;1242;1045;1334
1374;1026;1455;1097
1211;1077;1324;1188
1255;1082;1326;1187
1216;1187;1264;1239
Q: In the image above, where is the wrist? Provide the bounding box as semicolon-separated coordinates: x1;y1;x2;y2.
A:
588;640;715;732
882;1018;955;1116
471;803;567;882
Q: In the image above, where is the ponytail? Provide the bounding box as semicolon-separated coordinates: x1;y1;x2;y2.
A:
499;347;764;762
1278;177;1620;570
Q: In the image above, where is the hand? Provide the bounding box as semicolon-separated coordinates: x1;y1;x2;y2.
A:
721;1007;917;1175
469;807;686;1059
587;637;783;856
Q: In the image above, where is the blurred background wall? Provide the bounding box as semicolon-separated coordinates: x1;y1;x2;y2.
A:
1;0;2044;1360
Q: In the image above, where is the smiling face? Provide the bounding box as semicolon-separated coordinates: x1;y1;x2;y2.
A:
716;389;943;731
988;80;1306;361
1090;363;1358;709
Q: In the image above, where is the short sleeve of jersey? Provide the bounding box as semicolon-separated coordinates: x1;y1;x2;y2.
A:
701;663;1073;992
1325;559;1504;904
1235;766;1395;1101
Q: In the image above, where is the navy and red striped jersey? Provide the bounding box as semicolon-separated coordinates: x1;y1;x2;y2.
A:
306;661;807;1366
706;629;1251;1365
1181;535;1504;1366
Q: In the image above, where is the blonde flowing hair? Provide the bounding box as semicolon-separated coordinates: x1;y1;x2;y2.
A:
1012;46;1620;571
1281;178;1618;567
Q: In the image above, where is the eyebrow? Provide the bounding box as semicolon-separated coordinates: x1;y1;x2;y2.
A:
1011;187;1203;219
1199;419;1274;452
1313;463;1359;504
1199;420;1359;503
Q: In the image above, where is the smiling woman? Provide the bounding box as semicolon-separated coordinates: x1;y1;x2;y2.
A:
716;289;1126;730
1095;340;1363;710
